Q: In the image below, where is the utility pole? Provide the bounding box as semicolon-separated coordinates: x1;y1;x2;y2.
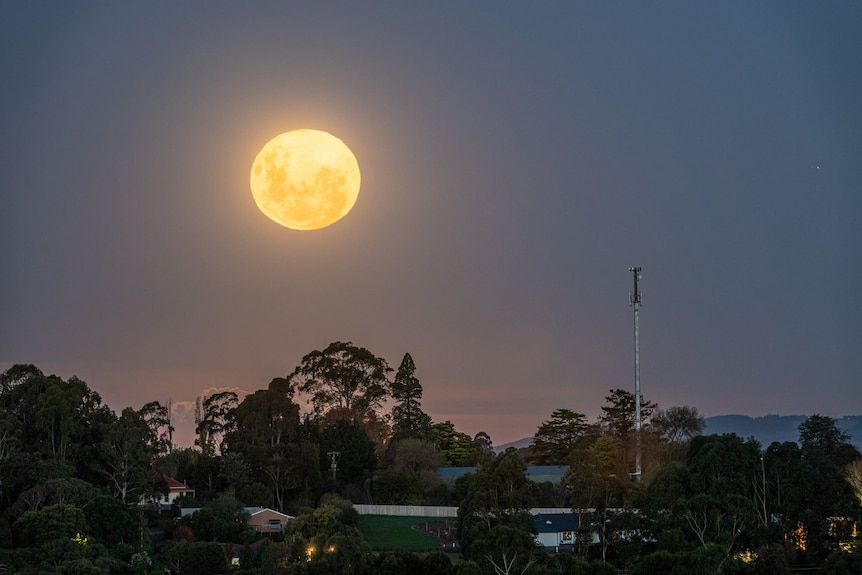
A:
629;267;643;480
167;398;173;452
327;451;340;482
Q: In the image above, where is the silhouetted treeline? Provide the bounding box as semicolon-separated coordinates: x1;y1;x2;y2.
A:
1;350;860;574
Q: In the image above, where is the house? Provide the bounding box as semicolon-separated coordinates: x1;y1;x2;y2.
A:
533;513;579;551
245;507;294;533
147;476;195;507
178;506;294;534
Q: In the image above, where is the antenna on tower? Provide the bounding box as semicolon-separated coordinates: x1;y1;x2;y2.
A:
628;267;643;480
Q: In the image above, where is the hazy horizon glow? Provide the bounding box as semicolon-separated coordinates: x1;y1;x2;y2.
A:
2;3;860;448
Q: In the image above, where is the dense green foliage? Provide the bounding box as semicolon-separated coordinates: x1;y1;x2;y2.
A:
1;349;860;574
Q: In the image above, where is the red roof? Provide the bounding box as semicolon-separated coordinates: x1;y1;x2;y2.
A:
163;476;193;491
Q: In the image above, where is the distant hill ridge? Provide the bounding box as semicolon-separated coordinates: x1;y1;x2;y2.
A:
494;414;862;453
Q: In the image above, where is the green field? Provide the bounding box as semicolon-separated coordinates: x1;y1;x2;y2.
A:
358;515;451;551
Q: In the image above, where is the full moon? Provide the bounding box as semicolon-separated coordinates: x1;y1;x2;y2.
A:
250;129;361;230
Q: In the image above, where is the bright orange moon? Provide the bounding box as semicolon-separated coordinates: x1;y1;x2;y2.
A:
250;129;361;230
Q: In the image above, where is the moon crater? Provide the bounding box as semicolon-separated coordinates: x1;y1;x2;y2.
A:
250;130;360;230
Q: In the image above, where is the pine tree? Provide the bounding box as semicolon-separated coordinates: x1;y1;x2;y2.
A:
390;353;432;436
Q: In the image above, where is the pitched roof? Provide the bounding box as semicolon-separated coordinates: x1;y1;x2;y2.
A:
534;513;579;533
244;507;294;519
163;476;193;491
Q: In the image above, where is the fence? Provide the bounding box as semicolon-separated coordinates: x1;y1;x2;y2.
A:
354;505;577;517
354;505;458;517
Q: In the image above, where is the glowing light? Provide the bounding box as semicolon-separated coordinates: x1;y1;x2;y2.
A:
250;129;361;231
72;532;89;545
735;549;756;563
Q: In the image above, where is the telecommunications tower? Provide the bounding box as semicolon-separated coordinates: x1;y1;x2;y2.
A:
629;267;643;480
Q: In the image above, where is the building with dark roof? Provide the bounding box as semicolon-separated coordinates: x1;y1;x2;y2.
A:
533;512;579;550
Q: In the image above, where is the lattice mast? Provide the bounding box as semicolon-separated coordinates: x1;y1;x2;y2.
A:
629;267;643;480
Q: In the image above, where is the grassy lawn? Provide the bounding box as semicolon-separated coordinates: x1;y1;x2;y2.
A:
358;515;448;551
